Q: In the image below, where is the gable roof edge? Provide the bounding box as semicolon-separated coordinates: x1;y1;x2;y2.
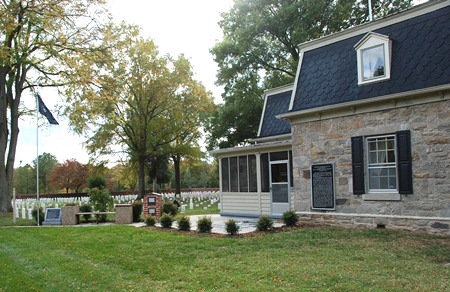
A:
298;0;449;53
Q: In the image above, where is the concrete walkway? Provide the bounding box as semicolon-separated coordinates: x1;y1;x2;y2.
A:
131;214;283;234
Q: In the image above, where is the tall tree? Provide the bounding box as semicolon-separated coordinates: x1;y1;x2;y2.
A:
206;0;414;150
64;24;213;199
50;159;89;193
32;152;58;193
13;163;35;194
0;0;109;211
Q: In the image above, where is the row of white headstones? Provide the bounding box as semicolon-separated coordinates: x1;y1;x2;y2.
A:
11;191;221;219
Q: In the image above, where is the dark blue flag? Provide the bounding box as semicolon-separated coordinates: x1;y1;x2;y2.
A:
37;94;59;125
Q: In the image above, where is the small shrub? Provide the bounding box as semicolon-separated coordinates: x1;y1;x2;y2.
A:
79;204;93;222
225;219;239;235
177;214;191;231
197;216;212;233
282;210;299;227
146;216;156;226
256;215;273;231
32;207;45;225
132;200;143;222
162;202;178;216
160;213;173;228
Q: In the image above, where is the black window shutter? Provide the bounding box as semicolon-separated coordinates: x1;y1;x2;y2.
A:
397;130;413;194
351;136;365;194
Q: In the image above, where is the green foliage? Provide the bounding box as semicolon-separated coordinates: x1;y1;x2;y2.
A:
196;216;212;233
145;216;156;226
31;207;45;226
88;176;107;189
88;188;113;222
281;210;299;227
132;200;143;222
160;213;174;228
225;219;239;235
256;216;274;231
176;214;191;231
79;204;93;222
162;202;178;216
33;153;58;193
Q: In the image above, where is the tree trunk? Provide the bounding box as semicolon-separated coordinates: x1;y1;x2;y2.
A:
137;156;146;199
174;154;181;197
152;175;157;193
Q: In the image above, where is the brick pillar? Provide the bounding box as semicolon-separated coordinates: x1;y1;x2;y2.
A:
143;193;163;219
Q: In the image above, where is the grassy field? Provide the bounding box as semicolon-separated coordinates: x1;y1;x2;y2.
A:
0;223;448;291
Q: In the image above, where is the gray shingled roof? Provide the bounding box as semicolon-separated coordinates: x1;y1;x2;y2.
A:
291;5;450;111
258;89;292;138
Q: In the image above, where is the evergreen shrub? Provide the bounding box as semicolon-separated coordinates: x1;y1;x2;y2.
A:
197;216;212;233
146;216;156;226
132;200;143;222
225;219;239;235
32;207;44;226
256;215;273;231
281;210;299;227
160;213;173;228
176;214;191;231
162;202;178;216
79;204;93;222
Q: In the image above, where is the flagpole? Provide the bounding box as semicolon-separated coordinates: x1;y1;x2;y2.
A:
36;93;40;226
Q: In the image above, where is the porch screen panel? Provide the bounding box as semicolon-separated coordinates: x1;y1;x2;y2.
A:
261;153;270;192
239;156;248;192
248;155;257;192
230;157;238;192
221;158;229;192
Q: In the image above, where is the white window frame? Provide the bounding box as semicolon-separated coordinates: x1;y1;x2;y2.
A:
354;32;392;85
365;134;398;195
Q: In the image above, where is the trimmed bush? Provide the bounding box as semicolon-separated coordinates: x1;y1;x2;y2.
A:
176;214;191;231
256;215;273;231
79;204;93;222
162;202;178;216
88;188;113;222
32;207;44;226
225;219;239;235
197;216;212;233
132;200;143;222
281;210;299;227
146;216;156;226
160;213;173;228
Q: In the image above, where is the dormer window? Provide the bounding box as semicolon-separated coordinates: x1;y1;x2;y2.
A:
355;32;392;85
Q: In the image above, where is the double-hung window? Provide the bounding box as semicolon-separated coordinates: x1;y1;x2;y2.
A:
366;135;397;192
352;131;413;199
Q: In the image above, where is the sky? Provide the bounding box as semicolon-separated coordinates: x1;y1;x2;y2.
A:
15;0;233;167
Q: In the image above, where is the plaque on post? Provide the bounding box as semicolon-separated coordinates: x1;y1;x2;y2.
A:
42;208;62;225
311;163;335;210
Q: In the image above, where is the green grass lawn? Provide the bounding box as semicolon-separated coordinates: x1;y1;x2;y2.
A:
0;224;448;291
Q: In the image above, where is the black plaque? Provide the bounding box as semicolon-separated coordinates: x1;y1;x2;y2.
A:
43;208;62;225
311;164;335;210
46;208;61;220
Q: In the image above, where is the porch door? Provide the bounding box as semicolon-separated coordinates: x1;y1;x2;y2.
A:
270;161;290;216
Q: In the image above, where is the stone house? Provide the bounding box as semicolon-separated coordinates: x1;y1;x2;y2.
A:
212;0;449;234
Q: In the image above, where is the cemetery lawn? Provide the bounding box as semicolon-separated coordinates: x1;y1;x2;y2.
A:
0;225;448;291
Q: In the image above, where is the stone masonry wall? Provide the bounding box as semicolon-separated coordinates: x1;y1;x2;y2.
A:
291;99;449;235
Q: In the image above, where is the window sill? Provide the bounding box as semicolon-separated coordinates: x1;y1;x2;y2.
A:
363;193;401;201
